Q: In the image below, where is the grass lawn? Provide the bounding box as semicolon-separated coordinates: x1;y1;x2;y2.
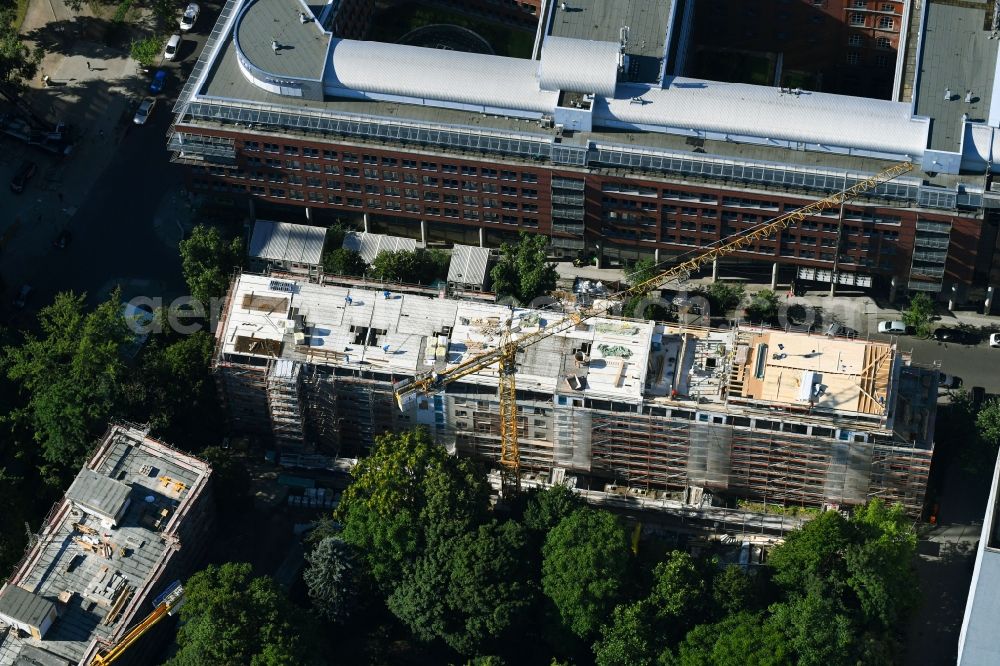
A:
694;49;774;86
369;1;535;59
12;0;29;30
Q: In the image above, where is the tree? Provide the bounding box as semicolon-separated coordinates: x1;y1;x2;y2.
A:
745;289;779;323
322;248;366;277
976;398;1000;457
135;331;218;442
0;16;42;112
490;232;557;304
167;562;317;665
903;292;935;337
198;446;250;514
648;551;708;623
843;500;918;629
3;292;132;473
767;509;852;599
622;258;672;320
129;36;161;68
521;484;582;533
593;601;658;666
303;536;365;624
179;225;243;305
541;507;631;639
767;501;918;631
335;428;488;591
710;565;754;616
769;593;854;666
667;612;793;666
697;283;746;317
387;520;536;655
369;249;450;285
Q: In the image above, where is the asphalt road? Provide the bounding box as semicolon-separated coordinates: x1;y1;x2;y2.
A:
42;104;185;304
882;334;1000;394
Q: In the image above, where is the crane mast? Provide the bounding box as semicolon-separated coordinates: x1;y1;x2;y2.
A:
394;160;914;498
89;581;184;666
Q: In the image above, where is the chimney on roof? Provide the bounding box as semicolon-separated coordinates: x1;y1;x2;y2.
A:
272;40;280;53
300;11;310;23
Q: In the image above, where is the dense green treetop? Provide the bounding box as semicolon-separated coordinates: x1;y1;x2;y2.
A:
490;233;557;304
335;428;488;590
369;249;450;285
3;291;131;472
388;520;536;655
303;536;365;624
168;562;317;666
668;612;793;666
541;507;631;639
903;292;935;337
179;225;243;305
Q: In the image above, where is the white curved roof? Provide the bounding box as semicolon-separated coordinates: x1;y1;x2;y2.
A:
538;36;619;97
324;39;558;113
962;124;1000;170
595;78;930;158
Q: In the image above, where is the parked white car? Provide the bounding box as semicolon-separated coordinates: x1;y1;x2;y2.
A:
877;320;908;334
990;332;1000;348
179;2;200;31
164;34;181;61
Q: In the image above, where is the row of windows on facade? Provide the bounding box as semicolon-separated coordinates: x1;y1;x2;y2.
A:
241;144;538;181
242;158;542;193
601;227;897;266
608;213;902;242
848;34;894;48
199;166;911;227
601;194;903;225
190;179;539;225
847;51;894;66
850;13;895;29
226;167;541;201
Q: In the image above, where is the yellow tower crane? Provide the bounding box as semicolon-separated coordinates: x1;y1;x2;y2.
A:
89;580;185;666
394;161;914;499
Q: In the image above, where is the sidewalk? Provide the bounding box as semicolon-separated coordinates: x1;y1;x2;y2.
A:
555;262;999;335
0;0;143;296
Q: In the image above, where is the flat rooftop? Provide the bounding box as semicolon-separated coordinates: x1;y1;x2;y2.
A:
176;0;1000;180
914;0;999;152
235;0;329;79
732;330;895;416
0;426;211;666
218;273;903;420
547;0;673;82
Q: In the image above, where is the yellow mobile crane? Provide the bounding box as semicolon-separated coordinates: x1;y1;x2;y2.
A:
394;161;914;498
89;580;185;666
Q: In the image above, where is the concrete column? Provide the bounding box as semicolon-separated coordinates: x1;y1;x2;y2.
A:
986;286;994;314
304;207;312;222
889;276;899;303
420;219;427;247
712;258;718;283
771;262;779;290
654;247;660;263
829;277;836;297
948;284;957;311
363;212;369;233
479;226;485;247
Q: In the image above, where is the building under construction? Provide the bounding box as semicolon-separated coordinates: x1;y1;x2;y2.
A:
0;424;213;666
215;272;937;514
